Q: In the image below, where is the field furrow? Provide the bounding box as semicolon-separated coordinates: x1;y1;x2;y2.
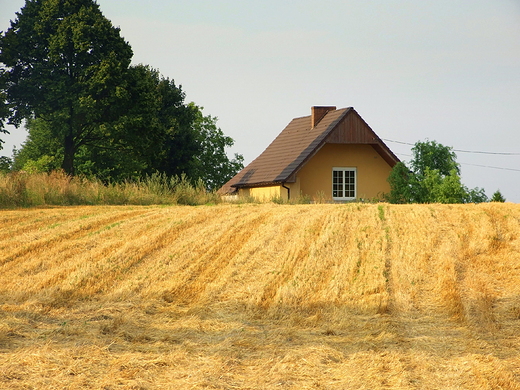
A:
0;208;149;266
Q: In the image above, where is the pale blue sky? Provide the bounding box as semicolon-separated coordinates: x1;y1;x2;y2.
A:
1;0;520;201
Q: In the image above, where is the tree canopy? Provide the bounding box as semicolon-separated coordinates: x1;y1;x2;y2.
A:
386;140;488;204
1;0;243;188
0;0;133;175
10;65;243;187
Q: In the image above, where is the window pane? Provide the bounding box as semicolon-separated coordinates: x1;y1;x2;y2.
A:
332;169;355;199
333;171;342;184
333;170;342;198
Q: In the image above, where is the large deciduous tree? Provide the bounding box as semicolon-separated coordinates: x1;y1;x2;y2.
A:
11;63;244;186
0;0;133;175
2;1;244;187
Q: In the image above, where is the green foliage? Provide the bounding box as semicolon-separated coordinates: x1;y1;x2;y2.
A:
411;140;460;177
11;117;61;171
490;190;506;203
0;0;133;174
385;162;413;204
0;156;12;173
1;1;243;187
378;205;386;221
189;104;244;190
22;155;56;174
464;187;488;203
11;74;242;187
0;0;243;190
387;140;488;204
421;168;467;203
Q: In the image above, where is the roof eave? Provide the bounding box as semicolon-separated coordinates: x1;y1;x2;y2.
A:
231;180;292;189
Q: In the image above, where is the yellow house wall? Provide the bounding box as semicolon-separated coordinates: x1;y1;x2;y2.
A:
237;181;301;202
242;185;289;201
237;188;250;198
287;177;300;201
296;143;392;201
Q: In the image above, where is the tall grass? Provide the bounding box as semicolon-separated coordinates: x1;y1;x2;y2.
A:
0;171;219;208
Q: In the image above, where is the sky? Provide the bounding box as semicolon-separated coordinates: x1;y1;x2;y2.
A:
1;0;520;201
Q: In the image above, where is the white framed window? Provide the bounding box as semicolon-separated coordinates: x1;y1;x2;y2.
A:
332;167;356;200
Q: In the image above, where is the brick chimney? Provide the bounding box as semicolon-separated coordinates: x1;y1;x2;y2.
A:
311;106;336;128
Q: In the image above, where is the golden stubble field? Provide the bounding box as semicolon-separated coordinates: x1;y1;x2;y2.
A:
0;202;519;389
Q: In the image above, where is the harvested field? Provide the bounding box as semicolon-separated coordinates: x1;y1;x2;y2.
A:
1;203;520;389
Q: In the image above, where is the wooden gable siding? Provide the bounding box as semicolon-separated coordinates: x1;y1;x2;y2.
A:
326;111;377;144
324;111;398;168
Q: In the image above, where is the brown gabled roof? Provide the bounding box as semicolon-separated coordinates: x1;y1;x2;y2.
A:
219;106;399;194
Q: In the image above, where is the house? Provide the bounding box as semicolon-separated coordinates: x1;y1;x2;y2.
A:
219;106;400;202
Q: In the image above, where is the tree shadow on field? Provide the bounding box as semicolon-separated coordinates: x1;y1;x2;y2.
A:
2;296;519;356
2;296;520;389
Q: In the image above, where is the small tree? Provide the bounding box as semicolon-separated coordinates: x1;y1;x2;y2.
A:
190;105;244;191
387;140;488;204
464;187;488;203
385;162;413;204
490;190;506;202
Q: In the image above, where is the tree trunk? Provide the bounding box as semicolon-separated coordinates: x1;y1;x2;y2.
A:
62;132;75;176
